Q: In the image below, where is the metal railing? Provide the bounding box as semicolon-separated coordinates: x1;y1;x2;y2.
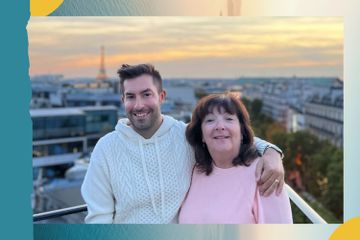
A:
33;204;87;222
285;185;326;223
33;184;327;223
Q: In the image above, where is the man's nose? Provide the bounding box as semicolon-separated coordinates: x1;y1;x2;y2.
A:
134;98;144;110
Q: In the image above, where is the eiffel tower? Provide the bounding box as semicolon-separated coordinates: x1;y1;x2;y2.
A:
96;46;107;82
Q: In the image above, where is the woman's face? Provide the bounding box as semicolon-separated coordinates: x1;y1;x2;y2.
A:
201;107;242;159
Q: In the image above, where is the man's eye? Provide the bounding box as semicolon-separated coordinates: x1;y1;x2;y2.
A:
126;95;134;99
144;93;151;97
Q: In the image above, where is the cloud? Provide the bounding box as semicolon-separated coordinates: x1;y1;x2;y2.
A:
28;17;342;78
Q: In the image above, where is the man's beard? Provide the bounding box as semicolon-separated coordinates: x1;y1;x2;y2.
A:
127;107;160;134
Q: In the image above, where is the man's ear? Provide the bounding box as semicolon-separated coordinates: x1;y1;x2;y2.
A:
121;95;124;103
159;89;167;103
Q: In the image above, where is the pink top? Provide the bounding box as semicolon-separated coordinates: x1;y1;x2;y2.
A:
178;158;293;224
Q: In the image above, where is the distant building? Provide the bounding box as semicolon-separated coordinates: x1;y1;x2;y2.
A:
241;77;343;147
286;105;305;133
242;77;338;133
31;74;64;83
31;106;118;218
31;105;118;164
304;79;343;147
165;86;197;106
31;75;65;108
64;92;121;108
261;80;292;126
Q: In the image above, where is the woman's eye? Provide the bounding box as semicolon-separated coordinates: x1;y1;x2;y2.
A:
205;119;214;123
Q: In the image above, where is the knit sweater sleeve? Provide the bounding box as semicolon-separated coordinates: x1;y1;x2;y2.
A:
81;137;115;223
254;136;283;156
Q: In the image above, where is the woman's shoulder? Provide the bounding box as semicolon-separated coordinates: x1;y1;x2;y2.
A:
248;157;260;170
237;157;260;180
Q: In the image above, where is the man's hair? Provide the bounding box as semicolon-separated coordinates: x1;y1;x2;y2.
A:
117;63;163;94
186;93;259;175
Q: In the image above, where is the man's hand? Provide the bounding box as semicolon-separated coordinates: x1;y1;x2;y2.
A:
255;147;284;197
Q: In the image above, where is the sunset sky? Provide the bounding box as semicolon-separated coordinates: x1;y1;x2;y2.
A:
28;17;342;79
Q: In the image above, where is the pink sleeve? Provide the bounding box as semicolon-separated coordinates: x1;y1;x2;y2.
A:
253;186;293;224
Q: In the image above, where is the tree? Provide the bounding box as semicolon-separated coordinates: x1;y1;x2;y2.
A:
244;98;343;222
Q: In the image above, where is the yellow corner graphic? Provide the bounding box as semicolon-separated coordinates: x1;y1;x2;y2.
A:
30;0;64;16
329;217;360;240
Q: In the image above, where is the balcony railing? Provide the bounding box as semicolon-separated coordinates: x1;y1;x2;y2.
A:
33;204;87;222
33;184;327;223
285;185;326;223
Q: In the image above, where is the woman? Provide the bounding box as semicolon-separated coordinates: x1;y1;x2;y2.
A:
179;93;292;224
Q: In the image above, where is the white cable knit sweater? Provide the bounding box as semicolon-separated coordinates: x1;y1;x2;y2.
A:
81;115;194;223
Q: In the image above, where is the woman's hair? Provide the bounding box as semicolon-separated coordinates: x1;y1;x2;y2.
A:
186;93;259;175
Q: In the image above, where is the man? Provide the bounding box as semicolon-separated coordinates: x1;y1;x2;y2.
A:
81;63;284;223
